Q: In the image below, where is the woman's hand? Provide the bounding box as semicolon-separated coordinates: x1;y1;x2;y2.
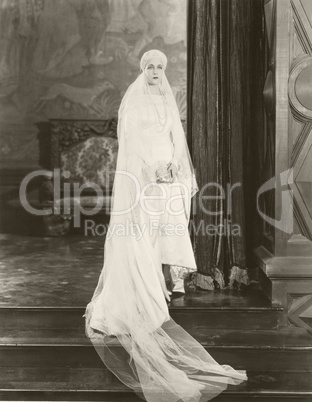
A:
167;163;178;180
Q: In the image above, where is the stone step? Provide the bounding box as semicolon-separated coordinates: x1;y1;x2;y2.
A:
0;303;283;331
1;327;311;347
2;326;311;372
0;369;311;401
1;343;311;372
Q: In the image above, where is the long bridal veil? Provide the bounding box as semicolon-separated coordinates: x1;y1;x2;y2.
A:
83;50;247;402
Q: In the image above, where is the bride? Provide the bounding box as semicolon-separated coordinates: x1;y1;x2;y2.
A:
83;49;247;402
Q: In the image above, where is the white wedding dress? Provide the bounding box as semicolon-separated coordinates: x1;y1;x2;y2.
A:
140;95;197;271
83;68;247;402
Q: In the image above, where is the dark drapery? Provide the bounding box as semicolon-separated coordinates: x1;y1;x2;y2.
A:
187;0;265;289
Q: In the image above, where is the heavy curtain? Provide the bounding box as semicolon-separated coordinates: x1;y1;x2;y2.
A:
187;0;265;289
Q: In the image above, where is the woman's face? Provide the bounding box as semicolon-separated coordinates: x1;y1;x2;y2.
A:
144;57;164;85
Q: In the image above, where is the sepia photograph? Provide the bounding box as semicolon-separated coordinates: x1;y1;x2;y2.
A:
0;0;311;401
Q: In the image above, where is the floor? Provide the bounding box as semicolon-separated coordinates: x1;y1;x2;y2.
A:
0;233;104;307
1;233;312;401
0;232;266;308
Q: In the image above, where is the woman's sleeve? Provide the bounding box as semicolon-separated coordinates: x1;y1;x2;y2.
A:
170;108;185;170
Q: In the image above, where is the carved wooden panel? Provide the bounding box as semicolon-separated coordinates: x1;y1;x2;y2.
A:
289;0;312;241
262;0;276;252
289;294;312;335
254;0;312;329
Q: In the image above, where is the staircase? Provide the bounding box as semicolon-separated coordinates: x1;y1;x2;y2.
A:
0;288;312;401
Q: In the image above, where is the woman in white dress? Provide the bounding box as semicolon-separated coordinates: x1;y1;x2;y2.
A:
83;49;247;402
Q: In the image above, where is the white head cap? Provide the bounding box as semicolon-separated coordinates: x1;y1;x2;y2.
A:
140;49;168;72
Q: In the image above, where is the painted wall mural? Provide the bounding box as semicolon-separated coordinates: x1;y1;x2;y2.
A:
0;0;187;168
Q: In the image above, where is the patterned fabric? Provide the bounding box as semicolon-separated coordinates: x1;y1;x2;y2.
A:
170;265;197;293
170;265;196;284
61;136;118;191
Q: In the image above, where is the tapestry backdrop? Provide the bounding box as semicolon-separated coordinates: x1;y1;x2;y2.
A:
0;0;187;169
